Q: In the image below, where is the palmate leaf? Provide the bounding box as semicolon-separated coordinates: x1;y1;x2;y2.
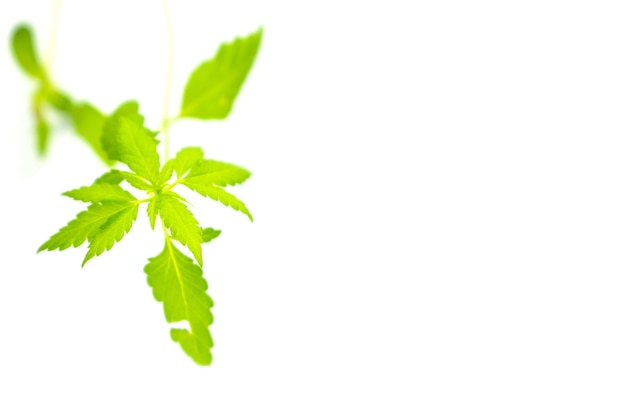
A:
63;183;136;203
182;181;253;221
147;199;158;230
157;192;203;266
170;147;204;178
186;159;251;187
94;170;125;185
38;201;138;252
101;102;160;184
145;240;214;365
11;24;44;79
82;203;139;266
179;28;263;120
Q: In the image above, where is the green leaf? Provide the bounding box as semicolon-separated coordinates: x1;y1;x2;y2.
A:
147;199;158;230
62;183;136;203
157;192;203;266
119;171;153;191
82;202;139;266
38;201;138;252
201;228;221;243
181;181;253;221
171;147;204;178
111;101;144;124
11;24;44;79
157;160;175;186
186;159;251;187
93;169;152;190
70;102;112;165
94;170;124;185
179;28;263;120
101;102;160;184
45;89;72;112
145;240;214;365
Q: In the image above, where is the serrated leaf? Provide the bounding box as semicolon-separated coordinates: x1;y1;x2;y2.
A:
82;202;139;266
172;147;204;178
201;228;221;243
70;102;112;165
157;160;175;186
179;28;262;120
63;183;136;203
170;327;213;366
119;171;153;191
145;241;214;365
101;103;160;184
186;159;251;187
94;170;151;191
181;181;253;221
111;101;143;124
11;24;44;79
94;170;124;185
157;193;203;266
38;201;137;252
147;199;158;229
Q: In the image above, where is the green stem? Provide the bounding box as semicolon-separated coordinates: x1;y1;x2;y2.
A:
161;0;174;161
45;0;63;74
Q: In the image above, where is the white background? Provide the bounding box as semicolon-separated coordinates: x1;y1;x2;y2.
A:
1;0;626;415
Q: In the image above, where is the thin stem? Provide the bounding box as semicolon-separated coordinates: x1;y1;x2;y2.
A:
161;0;174;161
45;0;63;74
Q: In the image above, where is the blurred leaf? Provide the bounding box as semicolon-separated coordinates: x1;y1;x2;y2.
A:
70;102;113;165
201;228;221;243
179;28;262;120
11;24;45;79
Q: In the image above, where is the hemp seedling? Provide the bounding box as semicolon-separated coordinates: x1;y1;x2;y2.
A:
11;12;262;365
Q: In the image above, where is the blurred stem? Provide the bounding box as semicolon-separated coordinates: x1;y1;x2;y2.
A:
161;0;174;160
45;0;63;74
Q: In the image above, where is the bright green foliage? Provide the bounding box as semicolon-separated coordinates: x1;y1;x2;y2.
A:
11;24;44;79
169;148;254;221
70;103;112;165
170;147;204;178
39;201;138;252
145;239;215;365
34;111;50;154
202;228;221;243
82;202;139;266
94;170;125;185
156;192;204;266
25;20;262;365
63;183;136;203
186;158;251;187
183;182;253;221
101;102;161;184
180;28;263;120
38;100;253;365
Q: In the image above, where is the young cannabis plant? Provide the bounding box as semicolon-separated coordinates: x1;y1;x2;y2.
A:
13;18;262;365
38;101;253;365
